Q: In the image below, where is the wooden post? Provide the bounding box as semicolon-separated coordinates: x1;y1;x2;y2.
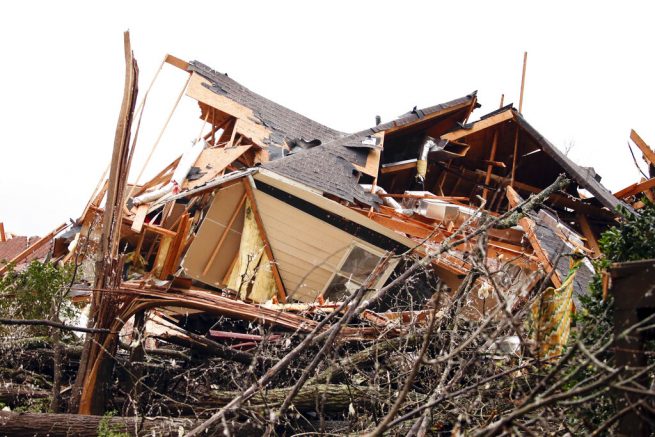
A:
576;213;600;256
519;51;528;114
482;130;500;200
510;126;520;187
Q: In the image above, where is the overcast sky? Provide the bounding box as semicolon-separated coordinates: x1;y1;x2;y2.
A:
1;1;653;236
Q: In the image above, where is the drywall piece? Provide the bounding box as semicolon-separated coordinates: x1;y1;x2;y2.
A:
181;182;245;285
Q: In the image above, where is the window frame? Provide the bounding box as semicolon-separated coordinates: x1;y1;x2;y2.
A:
321;242;397;300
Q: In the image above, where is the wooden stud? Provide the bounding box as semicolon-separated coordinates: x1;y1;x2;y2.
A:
380;160;418;174
576;213;600;256
630;129;655;167
131;205;149;233
519;51;528;113
201;194;247;276
510;126;520;187
242;177;287;303
164;54;189;71
482;129;500;200
614;177;655;199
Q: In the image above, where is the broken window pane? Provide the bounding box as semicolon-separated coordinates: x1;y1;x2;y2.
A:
323;246;382;301
339;246;381;283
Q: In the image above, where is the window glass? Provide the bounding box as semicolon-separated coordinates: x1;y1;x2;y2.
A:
323;245;382;301
339;246;381;283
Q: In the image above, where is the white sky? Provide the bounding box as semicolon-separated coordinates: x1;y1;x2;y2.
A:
1;1;653;236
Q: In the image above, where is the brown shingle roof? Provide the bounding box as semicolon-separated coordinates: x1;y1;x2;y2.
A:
0;236;51;268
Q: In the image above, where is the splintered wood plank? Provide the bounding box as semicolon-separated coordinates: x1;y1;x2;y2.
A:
183;144;252;190
164;54;189;71
630;129;655;167
131;205;149;233
576;213;600;256
614;177;655;199
380;159;417;174
441;110;514;142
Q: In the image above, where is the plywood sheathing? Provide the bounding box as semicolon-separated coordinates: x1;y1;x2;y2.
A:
181;182;246;287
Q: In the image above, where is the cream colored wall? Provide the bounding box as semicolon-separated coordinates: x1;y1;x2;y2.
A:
254;189;387;303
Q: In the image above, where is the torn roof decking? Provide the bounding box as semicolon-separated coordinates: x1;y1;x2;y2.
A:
263;93;477;206
188;61;345;148
440;106;627;213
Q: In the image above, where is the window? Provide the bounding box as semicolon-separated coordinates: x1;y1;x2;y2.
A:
323;245;390;301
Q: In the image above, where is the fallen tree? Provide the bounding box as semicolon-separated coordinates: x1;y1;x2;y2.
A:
0;411;257;437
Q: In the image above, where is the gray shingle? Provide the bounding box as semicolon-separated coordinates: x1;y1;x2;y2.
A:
188;61;345;148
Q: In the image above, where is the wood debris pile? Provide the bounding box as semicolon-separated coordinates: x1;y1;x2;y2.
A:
2;34;654;436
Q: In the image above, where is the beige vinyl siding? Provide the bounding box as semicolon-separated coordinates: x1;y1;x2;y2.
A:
254;189;387;302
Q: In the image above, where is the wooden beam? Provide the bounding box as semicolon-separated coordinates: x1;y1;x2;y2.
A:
482;129;500;200
483;160;506;168
614;177;655;199
510;126;519;186
576;213;600;256
519;52;528;113
160;213;190;279
382;100;473;135
164;54;189;71
630;129;655;167
242;177;287;303
130;205;149;233
441;110;514;142
380;159;417;174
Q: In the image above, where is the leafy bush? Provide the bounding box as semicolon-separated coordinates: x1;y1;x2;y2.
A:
0;261;74;333
573;199;655;429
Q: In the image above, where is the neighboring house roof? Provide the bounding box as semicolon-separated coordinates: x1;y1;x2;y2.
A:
513;110;625;212
264;93;477;205
0;236;50;268
188;61;346;148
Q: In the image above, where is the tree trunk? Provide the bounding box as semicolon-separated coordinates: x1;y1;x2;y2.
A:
203;383;377;412
0;411;257;437
0;384;50;406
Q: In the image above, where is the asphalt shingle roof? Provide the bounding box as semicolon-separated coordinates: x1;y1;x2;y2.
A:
188;61;345;148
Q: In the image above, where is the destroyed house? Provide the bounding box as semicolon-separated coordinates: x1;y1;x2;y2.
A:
2;54;629;323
